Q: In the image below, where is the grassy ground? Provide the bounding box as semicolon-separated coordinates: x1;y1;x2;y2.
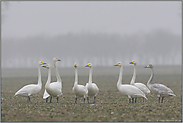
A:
1;67;182;122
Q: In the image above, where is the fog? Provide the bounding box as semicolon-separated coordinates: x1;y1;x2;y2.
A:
2;30;181;68
1;2;181;68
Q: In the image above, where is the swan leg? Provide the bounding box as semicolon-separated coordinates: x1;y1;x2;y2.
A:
132;98;134;103
75;97;77;104
57;97;59;103
143;98;144;103
93;96;96;104
161;97;164;103
87;97;89;104
158;97;160;103
50;96;52;103
84;98;85;104
135;98;137;103
28;96;30;102
129;98;131;103
46;97;48;103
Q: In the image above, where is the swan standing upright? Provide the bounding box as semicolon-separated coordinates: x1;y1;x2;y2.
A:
43;57;62;103
85;63;99;104
14;61;46;102
42;64;62;103
129;60;150;103
145;64;176;103
72;63;88;104
114;62;147;103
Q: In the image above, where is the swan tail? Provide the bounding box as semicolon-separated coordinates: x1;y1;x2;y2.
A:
43;90;50;99
170;93;176;96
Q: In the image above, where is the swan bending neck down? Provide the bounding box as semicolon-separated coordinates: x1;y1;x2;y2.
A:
85;63;99;104
14;61;46;102
72;63;88;104
129;60;150;103
145;64;176;103
43;57;62;103
114;62;147;103
42;64;62;103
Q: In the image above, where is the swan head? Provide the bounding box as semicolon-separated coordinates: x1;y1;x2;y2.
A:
42;64;50;69
53;57;61;62
129;60;137;65
114;62;122;67
145;64;153;69
85;63;92;68
74;63;78;68
38;61;47;65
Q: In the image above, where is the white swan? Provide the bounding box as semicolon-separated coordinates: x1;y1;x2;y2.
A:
14;61;46;102
114;62;147;103
145;64;176;103
72;63;88;104
43;57;62;103
42;64;62;103
85;63;99;104
129;60;150;103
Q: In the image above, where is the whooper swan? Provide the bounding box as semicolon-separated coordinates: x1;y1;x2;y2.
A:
14;61;46;102
72;63;88;104
129;60;150;103
114;62;147;103
85;63;99;104
145;64;176;103
43;57;62;103
42;64;62;103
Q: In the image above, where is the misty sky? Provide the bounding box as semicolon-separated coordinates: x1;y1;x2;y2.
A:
2;1;181;38
1;1;182;68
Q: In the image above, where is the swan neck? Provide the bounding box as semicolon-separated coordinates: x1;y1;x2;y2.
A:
54;61;61;82
130;64;136;85
117;66;123;85
38;64;42;86
46;67;51;87
74;67;78;85
89;67;92;84
147;68;154;87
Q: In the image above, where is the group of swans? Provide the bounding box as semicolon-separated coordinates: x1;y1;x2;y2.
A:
14;59;176;104
114;60;176;103
14;58;63;103
72;63;99;104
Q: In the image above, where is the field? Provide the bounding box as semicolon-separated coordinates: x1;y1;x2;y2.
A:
1;66;182;122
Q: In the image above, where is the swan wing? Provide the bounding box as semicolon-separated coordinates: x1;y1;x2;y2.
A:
118;84;146;99
135;83;150;94
50;81;62;90
73;84;88;97
151;84;175;96
92;83;99;91
15;84;40;96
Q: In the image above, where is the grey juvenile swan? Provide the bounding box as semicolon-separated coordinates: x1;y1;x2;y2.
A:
145;64;176;103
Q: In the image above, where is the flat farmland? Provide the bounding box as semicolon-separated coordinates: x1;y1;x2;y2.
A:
1;66;182;122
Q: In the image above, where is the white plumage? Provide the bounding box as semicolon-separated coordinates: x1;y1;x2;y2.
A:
145;64;176;103
114;62;147;103
42;64;62;103
85;63;99;104
43;57;62;103
129;60;150;103
14;61;46;102
72;63;88;104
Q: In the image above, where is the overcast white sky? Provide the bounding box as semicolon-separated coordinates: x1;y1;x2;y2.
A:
2;1;181;39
